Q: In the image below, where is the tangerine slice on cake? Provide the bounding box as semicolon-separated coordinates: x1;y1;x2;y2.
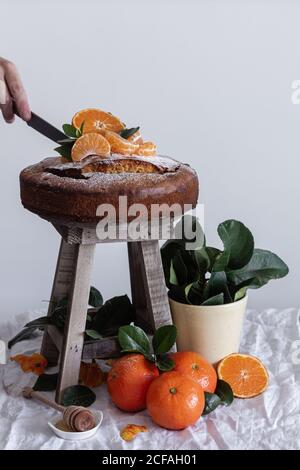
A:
104;130;139;155
135;141;157;157
217;353;269;398
127;129;143;144
72;108;125;134
71;132;111;161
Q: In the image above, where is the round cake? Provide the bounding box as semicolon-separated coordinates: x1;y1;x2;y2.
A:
20;154;199;223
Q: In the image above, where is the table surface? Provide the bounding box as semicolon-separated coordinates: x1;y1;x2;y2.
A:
1;307;300;450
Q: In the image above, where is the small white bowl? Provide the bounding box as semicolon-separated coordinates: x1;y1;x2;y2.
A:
48;410;103;440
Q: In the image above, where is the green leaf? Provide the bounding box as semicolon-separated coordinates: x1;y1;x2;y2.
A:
118;325;151;355
227;249;289;289
156;356;175;371
169;259;179;286
91;295;135;336
54;143;74;160
171;251;188;286
61;385;96;407
88;286;103;308
168;285;189;304
75;121;85;137
25;316;51;329
211;251;230;272
51;306;67;331
62;123;78;138
33;373;58;391
185;280;203;305
85;329;103;340
152;325;177;354
8;327;38;349
217;220;254;270
233;278;256;301
119;127;140;139
160;240;184;289
202;392;222;415
192;248;210;275
204;271;232;303
205;247;222;271
215;379;234;406
201;293;224;306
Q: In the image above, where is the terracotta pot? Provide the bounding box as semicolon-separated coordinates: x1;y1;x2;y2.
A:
169;295;248;365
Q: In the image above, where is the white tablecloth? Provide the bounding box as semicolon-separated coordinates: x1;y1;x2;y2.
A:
0;308;300;450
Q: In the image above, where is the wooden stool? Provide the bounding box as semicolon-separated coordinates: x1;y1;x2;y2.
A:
40;221;173;403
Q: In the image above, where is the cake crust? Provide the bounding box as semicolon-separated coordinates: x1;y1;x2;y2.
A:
20;154;199;223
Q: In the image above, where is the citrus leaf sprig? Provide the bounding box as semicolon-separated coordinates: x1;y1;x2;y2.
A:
203;379;234;415
119;126;140;140
118;324;177;371
54;121;85;160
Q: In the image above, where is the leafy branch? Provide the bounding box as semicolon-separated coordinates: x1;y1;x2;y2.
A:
54;121;85;160
118;324;177;371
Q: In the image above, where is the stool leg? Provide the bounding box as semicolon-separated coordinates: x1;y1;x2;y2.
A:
128;240;172;333
56;243;95;403
41;239;78;365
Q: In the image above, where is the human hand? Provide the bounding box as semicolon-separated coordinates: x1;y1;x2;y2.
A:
0;57;31;123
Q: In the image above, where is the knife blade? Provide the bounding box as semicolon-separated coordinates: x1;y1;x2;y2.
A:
12;100;66;143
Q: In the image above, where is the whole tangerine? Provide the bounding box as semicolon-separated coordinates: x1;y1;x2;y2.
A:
146;371;205;430
107;354;159;412
170;351;217;393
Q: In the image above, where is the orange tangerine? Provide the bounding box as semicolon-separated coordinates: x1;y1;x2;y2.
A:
217;353;269;398
104;130;139;155
72;108;125;134
135;142;157;157
71;132;110;161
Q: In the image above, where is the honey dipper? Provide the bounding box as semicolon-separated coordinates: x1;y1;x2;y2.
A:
22;387;95;432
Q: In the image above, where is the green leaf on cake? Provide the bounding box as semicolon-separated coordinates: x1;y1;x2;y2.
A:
62;123;78;138
54;143;74;160
119;126;140;139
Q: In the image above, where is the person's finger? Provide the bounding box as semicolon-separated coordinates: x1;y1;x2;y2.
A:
4;61;31;121
0;76;14;123
1;97;15;123
0;78;6;104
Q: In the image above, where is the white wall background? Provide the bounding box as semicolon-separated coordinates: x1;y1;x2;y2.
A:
0;0;298;320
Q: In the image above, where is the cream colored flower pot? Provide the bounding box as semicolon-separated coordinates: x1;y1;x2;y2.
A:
170;295;248;366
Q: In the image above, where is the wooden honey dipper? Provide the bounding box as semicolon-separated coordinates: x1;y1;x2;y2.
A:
22;387;95;432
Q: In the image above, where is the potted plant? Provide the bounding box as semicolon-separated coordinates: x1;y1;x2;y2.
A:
161;217;289;365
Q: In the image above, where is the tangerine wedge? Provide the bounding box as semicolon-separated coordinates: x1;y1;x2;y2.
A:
104;130;139;155
135;141;157;157
128;129;143;144
217;353;269;398
71;132;111;161
72;108;125;134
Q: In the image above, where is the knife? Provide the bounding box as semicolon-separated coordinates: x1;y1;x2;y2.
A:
12;100;66;144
